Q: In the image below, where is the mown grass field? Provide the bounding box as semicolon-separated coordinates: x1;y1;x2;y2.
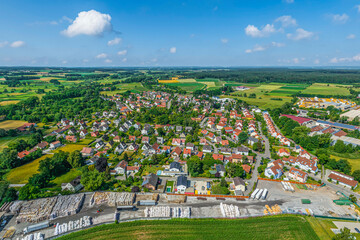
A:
302;83;351;96
0;120;27;129
0;135;31;151
269;84;309;96
5;154;49;184
330;154;360;171
57;215;320;240
51;168;82;187
164;82;205;92
224;83;292;109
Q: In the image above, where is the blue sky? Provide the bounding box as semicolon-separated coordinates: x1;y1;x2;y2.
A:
1;0;360;67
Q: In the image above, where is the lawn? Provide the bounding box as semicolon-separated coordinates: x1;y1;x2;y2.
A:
51;168;82;187
57;215;320;240
164;82;205;92
0;100;20;106
0;120;27;130
0;135;31;151
141;165;164;176
302;83;351;96
223;83;295;109
5;154;50;184
55;144;86;153
330;154;360;171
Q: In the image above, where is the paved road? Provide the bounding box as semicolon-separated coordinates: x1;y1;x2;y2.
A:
245;122;271;195
199;117;208;128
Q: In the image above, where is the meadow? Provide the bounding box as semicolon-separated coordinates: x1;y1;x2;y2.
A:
224;83;293;109
57;215;320;240
0;120;27;129
301;83;351;96
164;82;205;92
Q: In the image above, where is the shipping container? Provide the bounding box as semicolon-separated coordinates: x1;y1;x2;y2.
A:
255;189;263;200
137;200;156;206
251;189;259;199
261;189;268;200
23;220;50;234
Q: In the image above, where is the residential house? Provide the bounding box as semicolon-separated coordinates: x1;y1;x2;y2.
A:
203;145;213;153
288;167;308;183
50;141;62;149
114;160;128;174
81;147;94;157
95;157;108;172
61;176;83;192
328;171;358;189
215;164;226;177
233;177;246;192
142;173;159;190
176;175;188;194
128;143;139;151
65;135;77;143
95;140;104;149
264;159;284;179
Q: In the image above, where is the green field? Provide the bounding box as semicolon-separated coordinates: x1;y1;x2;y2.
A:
57;215;320;240
269;84;309;96
0;120;27;130
165;82;205;92
51;168;82;187
330;154;360;171
302;83;351;96
0;135;31;151
5;154;49;184
224;83;292;109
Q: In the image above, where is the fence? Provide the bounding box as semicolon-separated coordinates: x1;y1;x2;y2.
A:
166;193;249;199
257;177;322;186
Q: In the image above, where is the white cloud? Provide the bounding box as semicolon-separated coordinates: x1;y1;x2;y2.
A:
356;5;360;12
0;41;8;47
62;60;68;64
117;50;127;56
62;10;112;37
330;54;360;63
105;59;112;63
245;24;276;38
108;37;121;46
96;53;107;59
10;41;25;48
293;58;300;64
347;34;356;39
314;59;320;64
83;59;89;63
169;47;177;53
122;58;127;62
245;42;284;53
284;0;294;3
331;13;349;24
275;15;297;27
287;28;314;40
221;38;229;44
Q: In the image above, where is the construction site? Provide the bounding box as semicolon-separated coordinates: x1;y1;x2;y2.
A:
0;184;359;239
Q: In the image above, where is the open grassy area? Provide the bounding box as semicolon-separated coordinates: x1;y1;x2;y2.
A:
5;154;50;184
269;84;309;96
164;82;205;92
100;82;148;95
330;154;360;171
0;120;27;130
55;144;86;153
302;83;351;96
0;135;31;151
51;168;82;187
57;215;319;240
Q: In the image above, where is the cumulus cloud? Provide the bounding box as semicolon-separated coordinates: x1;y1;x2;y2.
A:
275;15;297;27
314;59;320;64
10;41;25;48
105;59;112;63
108;37;121;46
330;54;360;63
356;5;360;12
169;47;177;53
96;53;107;59
122;58;127;62
245;24;276;38
287;28;314;40
284;0;294;3
347;34;356;39
245;42;284;53
221;38;229;44
117;50;127;55
62;60;68;64
331;13;349;24
62;10;112;37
